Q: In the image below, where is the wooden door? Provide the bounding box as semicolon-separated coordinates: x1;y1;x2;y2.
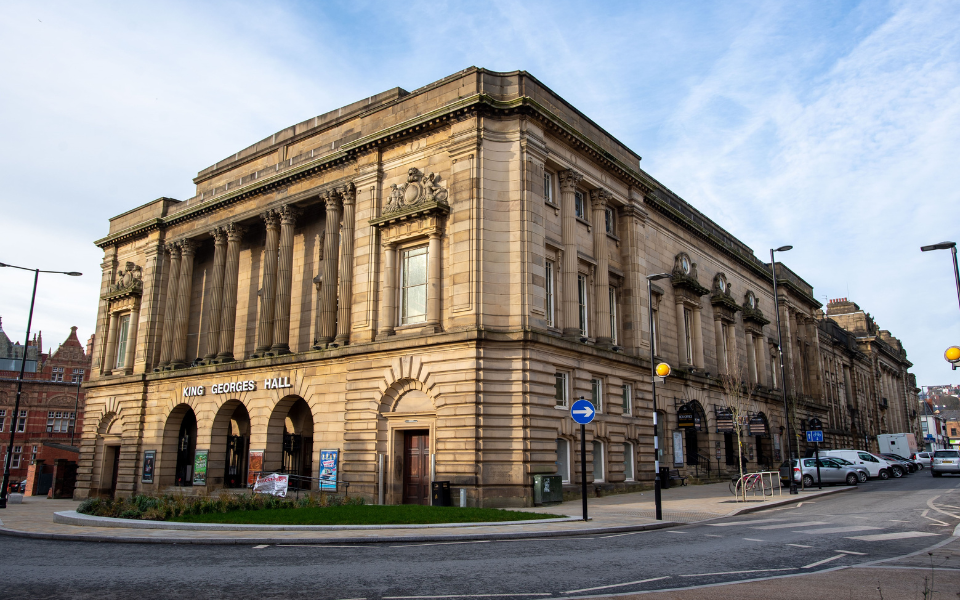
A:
403;431;430;505
108;447;120;498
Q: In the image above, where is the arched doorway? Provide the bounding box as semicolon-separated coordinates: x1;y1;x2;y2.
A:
266;396;314;490
160;404;197;488
209;400;251;489
92;412;122;498
750;412;773;470
679;400;707;467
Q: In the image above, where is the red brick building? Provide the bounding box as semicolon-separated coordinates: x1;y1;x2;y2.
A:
0;320;91;488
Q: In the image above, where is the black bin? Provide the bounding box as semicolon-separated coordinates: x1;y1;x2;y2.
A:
659;467;672;490
431;481;451;506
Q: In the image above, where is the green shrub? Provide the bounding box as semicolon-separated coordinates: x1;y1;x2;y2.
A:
75;491;363;520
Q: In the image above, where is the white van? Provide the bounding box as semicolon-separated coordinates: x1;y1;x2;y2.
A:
821;449;892;480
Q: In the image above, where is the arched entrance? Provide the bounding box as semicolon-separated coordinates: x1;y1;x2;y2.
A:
92;412;122;498
679;400;707;467
209;400;251;489
160;404;197;488
266;396;314;490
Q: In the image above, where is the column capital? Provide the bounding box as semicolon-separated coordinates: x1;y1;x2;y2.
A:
210;226;228;244
558;169;584;191
225;222;246;242
323;189;342;211
338;182;357;206
589;188;610;209
164;242;181;257
260;208;281;228
179;238;198;256
278;204;302;225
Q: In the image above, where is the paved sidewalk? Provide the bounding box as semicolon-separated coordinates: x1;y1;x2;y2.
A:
0;481;855;545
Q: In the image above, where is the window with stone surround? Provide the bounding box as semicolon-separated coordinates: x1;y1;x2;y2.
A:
578;274;589;337
592;440;605;482
556;438;570;483
12;446;21;469
591;378;603;413
622;383;633;416
17;410;27;432
683;307;694;364
652;295;661;356
624;441;635;481
543;171;555;204
47;411;75;433
545;261;556;328
605;207;615;235
0;410;5;432
71;368;85;384
575;191;586;219
609;286;618;345
115;313;131;368
51;367;64;382
400;245;428;325
555;371;569;408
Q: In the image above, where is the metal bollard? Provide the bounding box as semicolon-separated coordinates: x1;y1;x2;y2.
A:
460;487;466;508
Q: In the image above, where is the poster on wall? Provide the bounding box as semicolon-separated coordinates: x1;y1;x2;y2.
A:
319;449;339;491
247;450;264;487
193;450;208;486
253;473;289;497
141;450;156;483
672;431;684;465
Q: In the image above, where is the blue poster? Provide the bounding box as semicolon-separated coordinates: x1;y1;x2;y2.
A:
319;449;339;491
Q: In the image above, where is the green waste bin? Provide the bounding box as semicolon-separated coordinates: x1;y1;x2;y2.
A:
532;474;563;506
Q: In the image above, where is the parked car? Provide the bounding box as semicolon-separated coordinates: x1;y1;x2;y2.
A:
820;449;893;480
824;456;869;482
779;458;860;487
931;449;960;477
880;453;915;475
885;452;922;471
913;452;933;468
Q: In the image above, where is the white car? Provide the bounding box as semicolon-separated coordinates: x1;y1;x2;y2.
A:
820;449;893;480
913;452;933;468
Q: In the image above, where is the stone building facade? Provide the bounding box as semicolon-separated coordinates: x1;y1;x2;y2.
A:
78;68;917;506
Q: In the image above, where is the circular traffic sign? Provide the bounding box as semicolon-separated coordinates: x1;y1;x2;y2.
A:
570;398;596;425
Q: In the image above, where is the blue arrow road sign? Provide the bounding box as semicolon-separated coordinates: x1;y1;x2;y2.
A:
571;399;596;425
806;430;824;443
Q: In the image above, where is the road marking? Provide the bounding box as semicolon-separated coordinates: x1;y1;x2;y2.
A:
707;518;785;527
383;595;552;599
560;576;669;594
938;505;960;509
888;519;910;523
277;545;365;548
679;568;794;578
847;531;940;542
928;495;960;520
923;515;950;526
797;525;881;534
667;530;688;534
600;531;648;538
922;509;930;518
704;534;722;538
498;538;564;543
390;541;492;548
253;545;269;549
742;538;765;542
835;550;867;555
751;521;828;530
851;516;869;520
787;544;812;548
802;555;845;569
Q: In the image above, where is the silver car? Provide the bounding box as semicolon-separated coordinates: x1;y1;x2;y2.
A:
931;449;960;476
781;458;860;487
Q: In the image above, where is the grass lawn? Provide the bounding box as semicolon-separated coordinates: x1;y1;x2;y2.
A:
168;504;562;525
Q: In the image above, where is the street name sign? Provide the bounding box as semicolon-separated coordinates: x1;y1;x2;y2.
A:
571;399;596;424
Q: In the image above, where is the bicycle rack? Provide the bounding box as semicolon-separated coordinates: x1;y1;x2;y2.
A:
732;471;783;502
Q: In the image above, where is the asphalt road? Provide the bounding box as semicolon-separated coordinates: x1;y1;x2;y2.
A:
1;474;959;600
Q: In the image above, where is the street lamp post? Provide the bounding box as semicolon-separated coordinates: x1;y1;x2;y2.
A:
920;242;960;314
769;246;800;495
647;272;672;521
0;262;81;509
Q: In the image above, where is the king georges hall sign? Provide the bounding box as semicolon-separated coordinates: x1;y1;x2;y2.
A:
182;376;294;398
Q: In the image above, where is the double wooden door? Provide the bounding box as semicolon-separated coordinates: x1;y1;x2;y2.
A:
403;431;430;505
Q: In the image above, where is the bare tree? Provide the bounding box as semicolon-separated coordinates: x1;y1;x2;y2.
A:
718;352;757;501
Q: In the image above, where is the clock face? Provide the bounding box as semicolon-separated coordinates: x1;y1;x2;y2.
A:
681;257;690;274
717;276;726;292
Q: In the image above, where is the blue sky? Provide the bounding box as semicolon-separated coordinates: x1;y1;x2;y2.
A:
1;0;958;386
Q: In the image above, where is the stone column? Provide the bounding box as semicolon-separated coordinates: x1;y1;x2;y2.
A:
725;320;738;374
745;332;757;384
170;239;197;368
255;210;281;355
335;184;357;346
755;334;767;386
157;243;181;368
692;307;704;368
617;203;647;356
217;223;245;361
676;303;689;365
271;204;301;355
425;230;442;331
558;169;583;340
590;189;612;348
203;227;228;360
377;242;398;338
121;302;140;374
134;239;164;374
316;190;342;348
102;312;119;374
714;317;726;373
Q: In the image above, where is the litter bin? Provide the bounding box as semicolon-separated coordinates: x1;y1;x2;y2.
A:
532;474;563;506
431;481;451;506
659;467;671;490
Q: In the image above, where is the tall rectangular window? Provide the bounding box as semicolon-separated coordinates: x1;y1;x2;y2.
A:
543;172;554;204
622;383;632;416
592;440;604;482
609;287;618;345
683;308;693;364
652;300;661;356
115;314;131;368
0;410;5;433
605;207;615;234
556;438;570;483
574;191;585;219
71;368;85;383
591;378;603;412
400;246;428;325
624;442;635;482
12;446;21;469
721;322;730;370
17;410;26;433
578;274;588;336
545;261;555;328
555;372;569;408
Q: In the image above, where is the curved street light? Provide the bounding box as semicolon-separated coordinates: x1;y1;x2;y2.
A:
769;246;800;494
0;262;82;509
920;242;960;314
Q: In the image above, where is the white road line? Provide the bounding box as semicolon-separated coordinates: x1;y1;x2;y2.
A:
835;550;867;555
390;541;492;548
277;545;364;548
707;518;785;527
383;595;552;599
927;495;960;520
560;576;669;594
922;509;930;518
704;534;722;538
851;516;869;520
802;555;845;569
336;598;366;600
787;544;812;548
847;531;940;542
743;538;765;542
751;521;828;530
667;530;688;534
600;531;648;538
253;545;269;549
923;515;949;526
679;568;794;578
796;525;881;534
888;519;910;523
498;538;564;543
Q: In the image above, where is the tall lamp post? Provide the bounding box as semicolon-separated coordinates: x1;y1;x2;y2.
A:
769;246;800;494
920;241;960;314
0;262;81;509
647;272;672;521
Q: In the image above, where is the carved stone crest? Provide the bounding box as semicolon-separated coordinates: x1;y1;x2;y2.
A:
383;167;448;215
104;261;143;298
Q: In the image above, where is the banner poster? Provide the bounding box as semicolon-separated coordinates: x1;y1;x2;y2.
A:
141;450;156;484
672;431;684;466
193;450;208;486
253;473;289;498
319;449;339;491
247;450;264;487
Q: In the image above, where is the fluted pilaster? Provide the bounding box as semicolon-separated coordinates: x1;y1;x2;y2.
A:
334;184;357;346
102;312;119;374
217;223;245;361
157;243;182;368
271;204;301;354
204;227;228;360
559;169;583;340
121;302;140;374
170;239;197;368
590;189;612;348
255;210;281;355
